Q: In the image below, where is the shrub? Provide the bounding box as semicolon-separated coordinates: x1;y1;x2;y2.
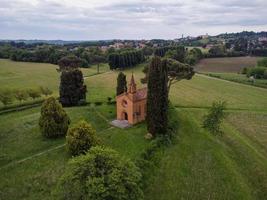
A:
27;88;41;99
55;146;143;200
95;101;103;106
66;120;99;156
39;86;52;96
203;101;226;135
257;57;267;67
247;67;266;79
39;97;70;138
0;90;13;105
241;67;248;74
14;90;28;102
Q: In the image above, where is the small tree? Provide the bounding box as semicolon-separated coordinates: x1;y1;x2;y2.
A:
0;90;13;105
27;88;41;99
66;120;99;156
39;86;53;96
203;101;226;135
116;72;127;95
14;90;28;102
55;146;143;200
39;97;70;138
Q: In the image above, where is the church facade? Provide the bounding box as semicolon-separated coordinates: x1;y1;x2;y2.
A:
116;74;147;125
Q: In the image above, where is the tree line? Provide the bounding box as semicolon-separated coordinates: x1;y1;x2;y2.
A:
108;50;145;69
0;44;107;67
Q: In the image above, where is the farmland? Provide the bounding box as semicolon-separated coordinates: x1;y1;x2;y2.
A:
1;59;267;199
194;57;267;89
195;57;260;73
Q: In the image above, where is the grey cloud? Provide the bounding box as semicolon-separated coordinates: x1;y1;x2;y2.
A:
0;0;266;40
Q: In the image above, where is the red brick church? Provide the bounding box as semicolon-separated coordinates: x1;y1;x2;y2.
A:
116;74;147;125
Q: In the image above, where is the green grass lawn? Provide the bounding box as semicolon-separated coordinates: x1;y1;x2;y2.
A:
144;108;267;200
0;59;109;95
0;104;149;200
1;59;267;200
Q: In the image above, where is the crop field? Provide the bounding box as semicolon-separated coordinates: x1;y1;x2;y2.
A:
1;59;267;199
195;57;261;73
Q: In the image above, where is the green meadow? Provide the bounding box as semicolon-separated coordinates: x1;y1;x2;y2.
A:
0;59;267;199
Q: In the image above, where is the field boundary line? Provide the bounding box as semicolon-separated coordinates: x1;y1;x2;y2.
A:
196;73;267;91
0;144;66;170
0;125;114;171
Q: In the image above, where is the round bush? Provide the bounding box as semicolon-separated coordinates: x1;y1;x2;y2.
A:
66;120;99;156
39;97;70;138
55;146;143;200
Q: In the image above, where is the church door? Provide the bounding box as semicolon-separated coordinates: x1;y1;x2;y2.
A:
123;112;128;120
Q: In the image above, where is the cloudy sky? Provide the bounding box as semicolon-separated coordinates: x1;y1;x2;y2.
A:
1;0;267;40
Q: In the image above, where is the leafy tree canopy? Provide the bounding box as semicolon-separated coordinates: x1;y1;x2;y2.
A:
55;146;143;200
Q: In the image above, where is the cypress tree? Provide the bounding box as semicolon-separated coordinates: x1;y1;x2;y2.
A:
59;69;87;106
116;72;127;95
146;57;168;136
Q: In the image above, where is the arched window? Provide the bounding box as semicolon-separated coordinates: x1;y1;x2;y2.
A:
122;99;127;108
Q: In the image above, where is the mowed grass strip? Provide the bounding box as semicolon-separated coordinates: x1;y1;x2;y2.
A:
169;74;267;111
145;108;267;200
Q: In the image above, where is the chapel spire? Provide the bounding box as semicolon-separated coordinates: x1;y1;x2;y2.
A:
128;73;137;93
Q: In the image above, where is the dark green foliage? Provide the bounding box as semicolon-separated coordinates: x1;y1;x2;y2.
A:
108;50;145;70
55;146;143;200
142;58;195;95
203;101;226;135
39;97;70;138
58;55;83;71
116;72;127;95
208;45;226;57
59;69;87;106
257;57;267;67
247;67;267;79
147;57;168;136
185;48;203;65
66;120;99;156
241;67;248;74
155;46;185;62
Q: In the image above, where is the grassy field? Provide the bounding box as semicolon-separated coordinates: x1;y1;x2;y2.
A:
195;57;261;73
1;59;267;199
0;104;149;200
0;59;109;95
145;108;267;200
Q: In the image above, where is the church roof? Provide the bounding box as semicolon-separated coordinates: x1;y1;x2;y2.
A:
135;87;147;101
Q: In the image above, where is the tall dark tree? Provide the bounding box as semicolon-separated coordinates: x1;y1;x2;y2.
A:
59;69;87;107
116;72;127;95
146;57;168;136
58;55;83;71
